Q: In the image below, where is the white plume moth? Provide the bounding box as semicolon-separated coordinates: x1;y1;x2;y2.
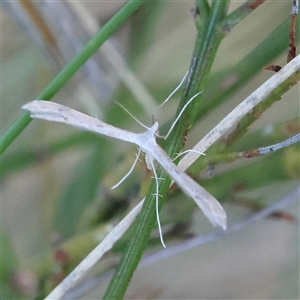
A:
29;54;299;300
22;100;227;232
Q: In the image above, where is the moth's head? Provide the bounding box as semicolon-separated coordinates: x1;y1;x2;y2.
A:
151;122;159;132
151;122;165;139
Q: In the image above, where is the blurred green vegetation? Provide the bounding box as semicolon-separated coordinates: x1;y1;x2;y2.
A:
1;1;299;298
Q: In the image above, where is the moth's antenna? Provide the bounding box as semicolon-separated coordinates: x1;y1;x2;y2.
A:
173;149;206;161
115;101;151;131
116;101;164;139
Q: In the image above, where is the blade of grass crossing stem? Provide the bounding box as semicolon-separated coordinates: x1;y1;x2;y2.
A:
103;1;230;299
0;0;145;154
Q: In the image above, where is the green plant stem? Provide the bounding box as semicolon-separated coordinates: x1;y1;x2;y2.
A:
188;61;300;175
0;0;145;155
222;0;266;32
195;0;210;25
103;1;229;299
158;15;300;135
201;149;299;203
224;68;300;147
195;15;300;124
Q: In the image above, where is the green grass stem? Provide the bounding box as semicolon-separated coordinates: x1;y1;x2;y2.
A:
103;1;230;299
0;0;145;155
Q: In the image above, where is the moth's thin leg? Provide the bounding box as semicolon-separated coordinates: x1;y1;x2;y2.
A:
111;148;142;190
178;55;300;171
164;91;202;140
157;71;189;109
151;143;227;230
150;159;166;248
173;149;206;161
